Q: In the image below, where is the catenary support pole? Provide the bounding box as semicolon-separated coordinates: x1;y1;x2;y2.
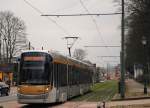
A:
120;0;125;98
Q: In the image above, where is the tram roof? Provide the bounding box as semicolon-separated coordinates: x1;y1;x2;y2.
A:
21;50;92;67
21;50;50;54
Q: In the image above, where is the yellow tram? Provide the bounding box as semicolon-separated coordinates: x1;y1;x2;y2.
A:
17;50;93;103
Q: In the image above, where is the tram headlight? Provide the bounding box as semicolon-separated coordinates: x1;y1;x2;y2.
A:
17;87;20;92
45;87;49;91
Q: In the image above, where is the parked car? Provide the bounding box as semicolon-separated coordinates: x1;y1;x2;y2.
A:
0;82;10;96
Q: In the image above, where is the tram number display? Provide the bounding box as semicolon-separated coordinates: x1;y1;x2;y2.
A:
24;56;45;61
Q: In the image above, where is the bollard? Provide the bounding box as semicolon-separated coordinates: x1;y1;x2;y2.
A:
97;102;106;108
97;101;106;108
97;105;101;108
118;81;121;93
97;102;102;108
103;101;105;108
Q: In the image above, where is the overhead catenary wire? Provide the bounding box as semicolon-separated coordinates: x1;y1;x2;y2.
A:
23;0;121;58
41;12;122;17
78;0;115;56
79;0;104;42
23;0;70;36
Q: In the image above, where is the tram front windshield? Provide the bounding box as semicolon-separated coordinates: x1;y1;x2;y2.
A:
19;52;52;85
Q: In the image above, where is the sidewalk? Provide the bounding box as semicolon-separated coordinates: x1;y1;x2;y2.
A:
108;79;150;107
125;79;150;98
113;79;150;100
9;86;17;96
108;98;150;108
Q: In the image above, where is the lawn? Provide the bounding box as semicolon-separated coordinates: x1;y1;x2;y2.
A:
71;80;118;102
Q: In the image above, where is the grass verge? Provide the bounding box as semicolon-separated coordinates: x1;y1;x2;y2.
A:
71;80;118;102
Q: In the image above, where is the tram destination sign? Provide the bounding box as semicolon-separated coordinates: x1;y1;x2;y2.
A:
24;56;45;61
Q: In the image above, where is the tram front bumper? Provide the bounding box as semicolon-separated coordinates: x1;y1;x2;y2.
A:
17;93;51;103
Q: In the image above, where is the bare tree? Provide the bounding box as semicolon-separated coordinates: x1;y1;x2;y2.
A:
73;49;87;61
0;11;27;63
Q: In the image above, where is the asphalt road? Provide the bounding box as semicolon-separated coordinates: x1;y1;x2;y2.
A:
0;86;17;102
0;95;17;103
1;80;150;108
0;100;99;108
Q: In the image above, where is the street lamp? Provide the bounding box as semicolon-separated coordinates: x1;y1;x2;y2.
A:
142;36;147;94
142;36;147;46
63;36;79;57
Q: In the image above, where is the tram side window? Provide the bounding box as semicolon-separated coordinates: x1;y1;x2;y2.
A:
90;70;93;83
85;71;88;84
57;64;60;87
86;69;89;83
78;69;81;84
72;67;75;85
53;64;56;87
79;69;84;84
57;64;61;86
54;63;67;87
59;64;62;86
79;69;81;84
69;66;73;85
64;64;67;86
81;72;84;84
85;69;89;84
71;67;80;85
83;69;86;84
45;62;51;83
86;70;89;83
45;55;53;84
59;64;67;86
76;68;80;84
75;68;78;85
82;69;87;84
68;65;72;86
86;69;92;84
54;63;59;88
49;63;53;85
86;70;91;83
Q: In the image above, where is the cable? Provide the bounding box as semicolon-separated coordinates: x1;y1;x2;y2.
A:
41;13;122;16
79;0;106;44
23;0;70;35
79;0;112;54
79;0;121;65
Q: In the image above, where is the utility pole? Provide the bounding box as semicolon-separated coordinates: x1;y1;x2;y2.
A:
107;63;109;80
120;0;125;98
68;47;71;57
3;38;5;63
0;34;1;63
29;42;31;50
63;37;79;57
3;38;7;63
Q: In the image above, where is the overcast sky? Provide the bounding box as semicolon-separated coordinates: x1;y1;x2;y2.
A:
0;0;121;67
